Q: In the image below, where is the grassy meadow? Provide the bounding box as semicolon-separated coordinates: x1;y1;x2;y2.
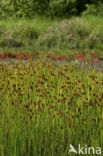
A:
0;15;103;59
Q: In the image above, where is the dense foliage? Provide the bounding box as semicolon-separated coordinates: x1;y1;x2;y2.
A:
0;0;103;18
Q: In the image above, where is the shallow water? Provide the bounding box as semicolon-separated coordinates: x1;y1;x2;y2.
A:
0;58;103;72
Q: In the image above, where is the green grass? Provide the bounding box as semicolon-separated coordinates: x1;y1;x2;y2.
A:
0;16;59;33
81;15;103;28
0;15;103;59
0;16;59;48
0;60;103;155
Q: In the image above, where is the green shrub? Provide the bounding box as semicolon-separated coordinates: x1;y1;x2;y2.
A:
1;0;103;18
82;2;103;16
0;0;50;18
48;0;77;17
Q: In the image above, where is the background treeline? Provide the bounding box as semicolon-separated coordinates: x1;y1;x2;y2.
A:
0;0;103;18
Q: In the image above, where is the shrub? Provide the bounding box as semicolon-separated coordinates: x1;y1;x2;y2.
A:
1;0;103;18
48;0;77;17
82;2;103;16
